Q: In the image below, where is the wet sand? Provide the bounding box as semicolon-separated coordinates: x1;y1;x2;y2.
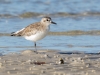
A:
0;50;100;75
1;12;100;18
1;30;100;37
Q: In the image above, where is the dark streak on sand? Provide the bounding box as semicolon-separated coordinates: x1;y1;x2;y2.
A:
1;30;100;36
1;12;100;18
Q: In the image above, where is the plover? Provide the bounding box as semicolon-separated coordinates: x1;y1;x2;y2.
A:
11;16;56;51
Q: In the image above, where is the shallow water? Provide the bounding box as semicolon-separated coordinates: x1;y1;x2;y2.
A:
0;0;100;54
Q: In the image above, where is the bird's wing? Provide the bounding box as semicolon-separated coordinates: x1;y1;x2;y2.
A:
12;22;41;36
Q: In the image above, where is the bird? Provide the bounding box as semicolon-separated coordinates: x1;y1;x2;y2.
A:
11;16;57;52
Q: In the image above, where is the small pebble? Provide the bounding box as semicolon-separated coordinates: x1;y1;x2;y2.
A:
29;67;32;70
7;71;10;74
0;63;3;68
44;54;49;58
59;58;64;64
41;70;45;73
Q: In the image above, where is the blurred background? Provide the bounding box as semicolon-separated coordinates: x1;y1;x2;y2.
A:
0;0;100;54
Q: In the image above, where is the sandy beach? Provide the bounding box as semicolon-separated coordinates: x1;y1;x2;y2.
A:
0;50;100;75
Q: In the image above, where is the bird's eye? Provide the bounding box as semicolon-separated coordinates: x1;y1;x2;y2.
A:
47;19;49;21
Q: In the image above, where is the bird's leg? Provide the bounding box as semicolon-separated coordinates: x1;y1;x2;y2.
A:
34;42;37;52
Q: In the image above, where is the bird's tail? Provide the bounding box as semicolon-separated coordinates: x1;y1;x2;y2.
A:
11;32;16;36
11;28;24;36
11;32;21;36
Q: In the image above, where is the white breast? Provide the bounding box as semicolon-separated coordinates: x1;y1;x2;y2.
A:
24;27;49;42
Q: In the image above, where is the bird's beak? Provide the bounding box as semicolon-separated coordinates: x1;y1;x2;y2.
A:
51;21;57;24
